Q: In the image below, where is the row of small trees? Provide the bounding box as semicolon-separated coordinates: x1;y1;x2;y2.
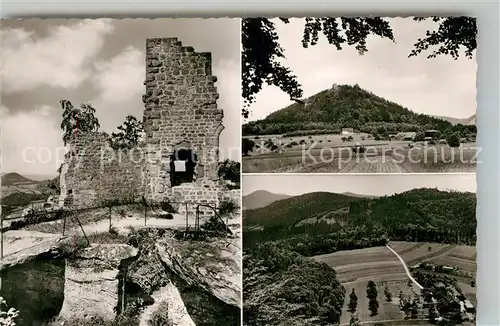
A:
347;281;381;317
347;280;425;320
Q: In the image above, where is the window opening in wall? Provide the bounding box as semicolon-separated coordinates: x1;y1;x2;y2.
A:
170;149;197;186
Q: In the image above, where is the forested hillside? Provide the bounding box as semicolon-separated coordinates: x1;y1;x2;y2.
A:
244;188;476;254
243;84;476;138
244;242;346;326
243;188;476;325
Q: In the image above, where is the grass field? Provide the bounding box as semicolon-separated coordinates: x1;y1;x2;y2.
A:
391;241;477;306
242;133;477;173
313;246;422;324
313;242;476;325
390;241;476;274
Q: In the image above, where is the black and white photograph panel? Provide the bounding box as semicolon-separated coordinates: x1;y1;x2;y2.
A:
243;174;476;326
242;17;477;174
0;18;241;326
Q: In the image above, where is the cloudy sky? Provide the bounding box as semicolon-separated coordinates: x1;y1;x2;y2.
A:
1;18;240;177
243;174;476;196
246;17;477;122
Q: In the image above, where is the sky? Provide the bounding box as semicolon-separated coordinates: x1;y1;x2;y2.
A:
246;17;477;122
1;18;240;177
243;174;476;196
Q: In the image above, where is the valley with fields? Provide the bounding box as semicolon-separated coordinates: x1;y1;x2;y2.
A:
242;84;477;174
242;176;476;326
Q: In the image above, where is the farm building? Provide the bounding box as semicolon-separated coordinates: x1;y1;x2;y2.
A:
442;265;455;273
464;300;475;313
409;263;421;270
341;128;354;135
435;282;446;289
398;132;416;141
424;130;440;140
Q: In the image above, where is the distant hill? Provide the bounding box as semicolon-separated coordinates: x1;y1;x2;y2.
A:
341;192;378;199
1;172;58;216
432;114;476;126
243;190;292;210
1;172;40;186
244;191;363;229
243;84;476;136
244;188;476;242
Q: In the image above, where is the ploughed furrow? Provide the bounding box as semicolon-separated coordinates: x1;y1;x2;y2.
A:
404;245;455;265
397;242;427;255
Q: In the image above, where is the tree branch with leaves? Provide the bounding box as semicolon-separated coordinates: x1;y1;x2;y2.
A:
242;17;477;117
110;115;144;150
60;100;100;146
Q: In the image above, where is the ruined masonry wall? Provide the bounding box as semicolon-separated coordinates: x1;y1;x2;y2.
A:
65;133;146;208
142;38;224;200
62;37;229;213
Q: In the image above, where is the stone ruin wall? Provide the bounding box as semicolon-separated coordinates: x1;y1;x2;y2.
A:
142;38;224;202
63;132;146;209
61;37;231;216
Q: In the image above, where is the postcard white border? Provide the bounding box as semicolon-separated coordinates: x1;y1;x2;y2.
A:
1;1;498;325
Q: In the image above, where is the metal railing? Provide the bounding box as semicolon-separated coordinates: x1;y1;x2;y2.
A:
0;198;231;260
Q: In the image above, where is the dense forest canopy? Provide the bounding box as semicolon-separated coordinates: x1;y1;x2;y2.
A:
244;188;477;254
244;242;346;326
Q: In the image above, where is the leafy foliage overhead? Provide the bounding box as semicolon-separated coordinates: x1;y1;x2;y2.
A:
410;17;476;59
242;17;477;117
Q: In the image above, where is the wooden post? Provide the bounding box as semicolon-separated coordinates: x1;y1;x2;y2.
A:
144;200;147;226
185;203;189;232
122;272;126;313
0;214;3;260
109;206;112;232
62;211;67;236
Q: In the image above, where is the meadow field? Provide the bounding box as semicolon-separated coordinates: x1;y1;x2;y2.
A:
242;133;477;173
313;242;476;325
314;246;421;324
391;241;477;306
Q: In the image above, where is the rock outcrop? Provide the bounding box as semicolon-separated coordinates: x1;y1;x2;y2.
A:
127;235;169;294
156;235;241;308
139;281;196;326
58;244;138;321
0;230;62;271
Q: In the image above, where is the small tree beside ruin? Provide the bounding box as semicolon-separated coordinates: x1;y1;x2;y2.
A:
110;115;144;150
60;100;100;146
218;159;241;188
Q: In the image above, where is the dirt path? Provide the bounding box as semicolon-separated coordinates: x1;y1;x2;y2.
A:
386;245;423;290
